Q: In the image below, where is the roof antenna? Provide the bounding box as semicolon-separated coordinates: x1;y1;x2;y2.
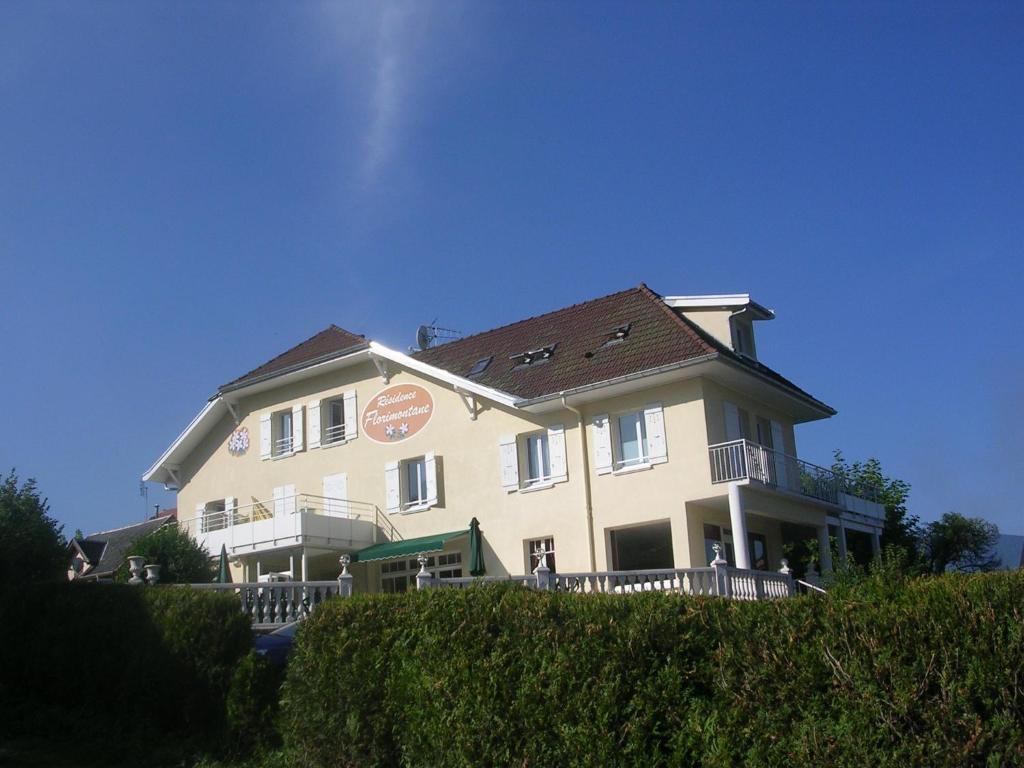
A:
414;319;461;351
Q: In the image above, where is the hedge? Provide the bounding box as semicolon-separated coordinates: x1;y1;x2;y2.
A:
282;571;1024;768
0;583;257;762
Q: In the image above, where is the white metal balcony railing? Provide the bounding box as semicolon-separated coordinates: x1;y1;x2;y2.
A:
322;423;348;445
274;435;294;455
196;493;399;554
708;439;882;513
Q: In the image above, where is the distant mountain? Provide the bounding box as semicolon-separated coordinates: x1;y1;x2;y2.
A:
994;534;1024;570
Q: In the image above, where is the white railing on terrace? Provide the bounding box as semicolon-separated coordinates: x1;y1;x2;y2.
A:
274;435;294;455
199;493;377;534
187;582;344;627
429;564;795;601
708;439;880;509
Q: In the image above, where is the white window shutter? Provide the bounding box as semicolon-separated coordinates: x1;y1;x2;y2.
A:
593;415;613;475
770;420;789;489
284;483;297;515
644;404;667;464
424;451;438;506
724;402;742;442
323;472;348;516
225;496;236;524
273;485;285;516
307;400;321;449
292;404;304;452
384;461;400;512
499;435;519;490
343;390;358;439
260;414;272;459
195;502;206;521
548;425;568;481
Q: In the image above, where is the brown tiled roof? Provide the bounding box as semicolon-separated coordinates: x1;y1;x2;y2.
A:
411;284;718;400
221;325;367;391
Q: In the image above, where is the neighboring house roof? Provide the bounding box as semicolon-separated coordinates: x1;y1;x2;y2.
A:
412;283;834;411
220;325;368;392
69;514;176;580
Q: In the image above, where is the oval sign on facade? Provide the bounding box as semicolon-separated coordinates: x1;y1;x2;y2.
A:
362;383;434;444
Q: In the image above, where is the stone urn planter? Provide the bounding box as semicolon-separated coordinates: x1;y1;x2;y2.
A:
144;563;162;585
127;555;146;586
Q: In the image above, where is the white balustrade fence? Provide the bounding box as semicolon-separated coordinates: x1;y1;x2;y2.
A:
186;581;348;628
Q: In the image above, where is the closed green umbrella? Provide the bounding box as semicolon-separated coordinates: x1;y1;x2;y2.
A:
469;517;486;576
217;544;232;584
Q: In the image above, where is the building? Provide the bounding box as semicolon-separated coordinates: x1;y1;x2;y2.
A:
67;510;177;581
142;284;884;590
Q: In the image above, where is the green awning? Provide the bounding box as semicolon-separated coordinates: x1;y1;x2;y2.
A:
353;529;469;563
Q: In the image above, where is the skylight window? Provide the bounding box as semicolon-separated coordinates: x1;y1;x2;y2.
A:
510;345;557;369
603;323;632;347
467;356;493;377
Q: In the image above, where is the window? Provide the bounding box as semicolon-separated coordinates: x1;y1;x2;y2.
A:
385;454;438;513
404;457;428;508
755;416;773;448
615;411;648;468
524;433;551;486
200;499;227;533
380;553;463;593
527;538;556;572
592;406;666;475
323;398;346;445
609;522;674;570
273;409;294;456
499;428;567;491
703;523;768;569
467;356;492;377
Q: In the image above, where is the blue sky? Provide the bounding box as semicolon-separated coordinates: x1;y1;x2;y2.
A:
1;2;1021;537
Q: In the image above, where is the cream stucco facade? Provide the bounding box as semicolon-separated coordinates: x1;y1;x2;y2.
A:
145;292;885;590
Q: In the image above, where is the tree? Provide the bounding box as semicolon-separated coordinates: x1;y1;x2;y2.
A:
922;512;1000;573
0;470;66;586
114;524;214;584
831;451;920;563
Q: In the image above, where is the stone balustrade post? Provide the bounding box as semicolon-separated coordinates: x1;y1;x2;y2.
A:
779;558;795;597
416;554;434;591
337;554;354;598
533;545;552;590
711;543;731;598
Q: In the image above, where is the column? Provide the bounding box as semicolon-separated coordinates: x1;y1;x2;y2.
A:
727;482;751;569
817;524;833;574
836;519;848;565
301;548;309;582
871;530;882;560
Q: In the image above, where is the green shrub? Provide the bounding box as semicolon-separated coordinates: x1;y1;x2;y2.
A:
282;573;1024;768
113;523;215;584
228;650;286;756
0;583;252;762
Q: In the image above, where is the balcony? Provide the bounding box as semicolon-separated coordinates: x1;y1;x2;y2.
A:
197;493;381;557
708;440;885;522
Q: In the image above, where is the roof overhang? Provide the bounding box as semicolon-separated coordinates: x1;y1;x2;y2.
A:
519;353;834;422
664;294;774;321
142;342;522;486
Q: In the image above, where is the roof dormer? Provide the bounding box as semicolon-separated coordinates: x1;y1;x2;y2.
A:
662;294;773;361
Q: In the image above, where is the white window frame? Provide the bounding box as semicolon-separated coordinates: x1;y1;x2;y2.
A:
404;457;428;509
322;397;347;446
380;552;463;592
272;409;294;458
613;410;650;473
522;431;552;488
526;537;556;572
